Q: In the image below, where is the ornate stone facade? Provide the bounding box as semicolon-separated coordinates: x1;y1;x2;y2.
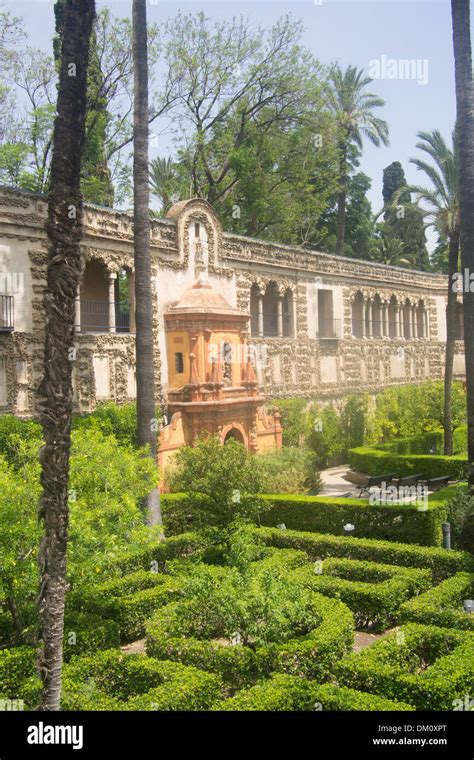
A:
0;187;465;422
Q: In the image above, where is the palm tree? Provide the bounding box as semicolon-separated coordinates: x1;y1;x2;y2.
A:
452;0;474;489
149;156;180;216
327;64;389;255
132;0;162;526
405;130;459;454
37;0;95;710
373;228;415;267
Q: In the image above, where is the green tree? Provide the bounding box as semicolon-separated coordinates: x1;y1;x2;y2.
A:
403;130;460;454
326;64;389;255
381;161;429;270
373;226;415;267
169;435;263;529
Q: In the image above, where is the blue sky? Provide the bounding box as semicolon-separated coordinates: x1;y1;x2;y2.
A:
6;0;468;249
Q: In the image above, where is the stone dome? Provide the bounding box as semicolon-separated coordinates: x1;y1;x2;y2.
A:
166;277;246;317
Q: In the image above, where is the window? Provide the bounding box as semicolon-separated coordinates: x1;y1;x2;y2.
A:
174;352;184;374
194;222;200;238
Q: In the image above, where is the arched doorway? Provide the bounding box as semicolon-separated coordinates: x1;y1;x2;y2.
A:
223;427;245;445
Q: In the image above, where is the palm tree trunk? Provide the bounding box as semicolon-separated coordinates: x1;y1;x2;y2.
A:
37;0;95;711
452;0;474;489
132;0;162;527
335;147;347;256
444;233;460;454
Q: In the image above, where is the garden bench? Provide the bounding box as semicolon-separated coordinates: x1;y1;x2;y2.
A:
422;475;451;492
356;473;397;498
392;473;425;488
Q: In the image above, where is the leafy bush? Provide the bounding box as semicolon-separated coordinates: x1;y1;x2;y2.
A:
445;486;474;553
72;402;140;448
336;623;474;710
63;612;121;659
258;491;450;546
373;381;466;442
146;552;354;687
292;557;431;631
257;447;322;494
168;435;264;529
256;527;473;581
400;573;474;630
306;404;345;468
216;674;414;711
271;398;308;447
0;415;42;468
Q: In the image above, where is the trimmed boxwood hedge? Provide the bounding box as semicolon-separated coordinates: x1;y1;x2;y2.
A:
256;527;474;582
113;532;205;575
146;591;354;689
16;649;223;711
348;439;467;481
258;491;455;546
70;570;184;643
400;573;474;631
215;674;414;711
336;623;474;710
291;558;432;631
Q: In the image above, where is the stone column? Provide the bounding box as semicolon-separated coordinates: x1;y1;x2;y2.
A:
383;303;389;338
75;294;81;332
108;271;117;333
367;299;373;339
128;271;136;334
258;292;264;338
398;306;404;339
411;305;417;339
277;295;283;338
361;297;366;338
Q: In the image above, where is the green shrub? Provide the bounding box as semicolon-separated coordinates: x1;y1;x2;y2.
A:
272;398;308;447
0;415;42;468
256;527;473;581
112;532;204;575
453;425;467;455
336;623;474;710
258;491;451;546
146;589;354;688
63;612;121;659
306;404;345;468
292;557;431;631
0;646;36;699
72;402;140;448
257;447;322;495
215;675;414;711
445;486;474;553
400;573;474;630
37;650;222;711
348;441;467;481
70;570;184;643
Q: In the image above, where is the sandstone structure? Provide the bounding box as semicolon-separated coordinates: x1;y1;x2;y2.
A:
0;187;465;445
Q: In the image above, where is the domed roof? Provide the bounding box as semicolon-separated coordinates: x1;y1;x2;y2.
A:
165;277;247;318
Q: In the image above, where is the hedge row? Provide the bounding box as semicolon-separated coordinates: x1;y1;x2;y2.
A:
70;570;184;643
146;591;354;689
291;558;432;631
336;623;474;710
256;527;473;582
258;491;455;546
400;573;474;631
348;443;467;481
160;492;452;546
112;532;204;575
215;674;414;711
14;650;223;711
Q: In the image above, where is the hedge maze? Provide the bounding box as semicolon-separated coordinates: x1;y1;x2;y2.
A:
3;521;474;712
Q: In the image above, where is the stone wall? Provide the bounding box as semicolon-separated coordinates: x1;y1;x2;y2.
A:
0;186;464;417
